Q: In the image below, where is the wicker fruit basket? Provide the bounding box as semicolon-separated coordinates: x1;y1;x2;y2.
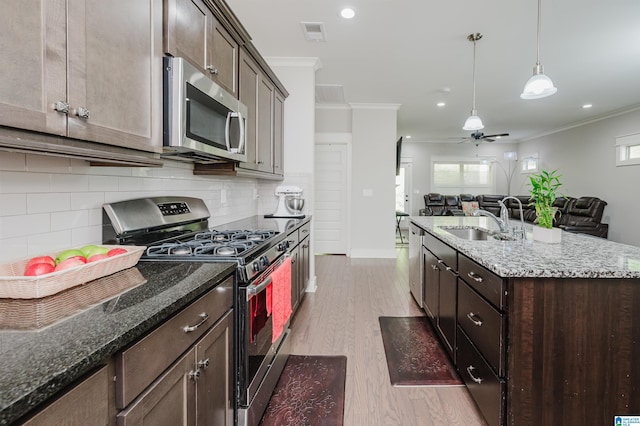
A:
0;245;145;299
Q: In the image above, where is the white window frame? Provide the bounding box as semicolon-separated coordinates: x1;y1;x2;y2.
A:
430;156;495;194
520;154;539;174
616;133;640;167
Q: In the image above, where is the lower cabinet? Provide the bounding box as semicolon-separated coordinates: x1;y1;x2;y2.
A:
290;244;300;312
299;235;310;301
287;221;311;316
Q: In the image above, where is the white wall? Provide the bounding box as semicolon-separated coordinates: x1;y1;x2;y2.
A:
516;108;640;246
349;104;399;258
0;153;258;262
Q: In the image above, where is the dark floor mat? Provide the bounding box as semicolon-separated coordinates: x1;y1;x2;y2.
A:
379;316;463;386
260;355;347;426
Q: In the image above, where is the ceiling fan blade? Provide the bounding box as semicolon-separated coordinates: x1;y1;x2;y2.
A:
457;138;472;144
484;138;496;142
482;133;509;139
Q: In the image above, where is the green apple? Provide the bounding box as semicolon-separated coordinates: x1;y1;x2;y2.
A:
55;249;85;265
82;245;109;259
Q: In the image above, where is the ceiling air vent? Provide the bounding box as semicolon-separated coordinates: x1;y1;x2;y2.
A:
315;85;345;104
301;22;327;42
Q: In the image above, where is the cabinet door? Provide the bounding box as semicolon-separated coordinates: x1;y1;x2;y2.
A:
164;0;210;71
195;309;234;426
0;0;67;136
290;245;300;312
437;264;457;360
422;249;439;322
67;0;160;151
238;49;259;167
117;348;196;426
300;236;310;300
257;74;274;173
23;366;110;426
273;90;285;176
209;22;237;97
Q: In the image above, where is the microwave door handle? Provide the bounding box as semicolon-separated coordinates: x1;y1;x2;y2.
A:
236;111;245;154
224;111;232;151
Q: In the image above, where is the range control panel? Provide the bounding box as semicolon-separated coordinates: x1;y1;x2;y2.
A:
158;202;191;216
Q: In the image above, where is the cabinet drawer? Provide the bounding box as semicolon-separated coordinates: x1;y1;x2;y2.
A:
457;327;505;426
458;253;505;309
298;222;311;241
458;281;505;375
285;228;299;248
115;276;233;409
423;232;457;270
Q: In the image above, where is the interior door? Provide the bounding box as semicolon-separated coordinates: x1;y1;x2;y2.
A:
314;143;348;254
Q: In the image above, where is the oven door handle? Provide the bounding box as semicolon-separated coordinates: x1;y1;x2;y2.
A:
246;276;273;301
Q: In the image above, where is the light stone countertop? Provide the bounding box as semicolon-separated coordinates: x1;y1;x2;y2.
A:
410;216;640;279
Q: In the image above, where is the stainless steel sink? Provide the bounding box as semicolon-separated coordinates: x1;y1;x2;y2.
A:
439;226;515;241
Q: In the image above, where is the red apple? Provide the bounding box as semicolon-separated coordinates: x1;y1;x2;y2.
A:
24;262;55;276
87;253;109;262
107;248;127;257
25;256;56;270
54;256;87;271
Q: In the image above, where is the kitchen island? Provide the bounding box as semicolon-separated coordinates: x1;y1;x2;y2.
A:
0;261;236;425
411;215;640;425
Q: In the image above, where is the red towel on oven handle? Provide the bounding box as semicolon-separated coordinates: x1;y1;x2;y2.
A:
271;257;292;343
266;282;272;316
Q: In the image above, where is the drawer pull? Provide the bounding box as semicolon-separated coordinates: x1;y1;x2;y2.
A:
198;358;210;369
466;312;483;326
430;264;438;271
466;365;483;384
188;369;200;381
467;271;484;283
183;312;209;333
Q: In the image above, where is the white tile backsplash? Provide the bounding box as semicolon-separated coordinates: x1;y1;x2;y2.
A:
0;154;263;262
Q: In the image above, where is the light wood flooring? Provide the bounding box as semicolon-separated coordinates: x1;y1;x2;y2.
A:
287;246;487;426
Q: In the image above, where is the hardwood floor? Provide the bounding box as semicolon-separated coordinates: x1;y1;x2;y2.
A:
288;246;487;425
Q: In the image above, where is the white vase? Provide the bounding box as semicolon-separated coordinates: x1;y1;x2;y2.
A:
532;226;562;243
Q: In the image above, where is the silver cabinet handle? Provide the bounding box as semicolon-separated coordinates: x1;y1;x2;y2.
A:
197;358;210;369
301;228;309;234
467;312;483;326
206;65;219;75
466;366;483;384
183;312;209;333
467;271;484;283
76;107;90;119
188;369;200;381
53;101;69;114
430;264;438;270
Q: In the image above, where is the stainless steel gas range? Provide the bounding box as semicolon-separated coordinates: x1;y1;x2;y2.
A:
102;196;296;426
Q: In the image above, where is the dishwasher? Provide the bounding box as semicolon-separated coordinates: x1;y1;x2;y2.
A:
408;223;424;308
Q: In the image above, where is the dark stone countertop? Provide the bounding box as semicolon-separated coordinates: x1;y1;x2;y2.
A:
0;261;236;425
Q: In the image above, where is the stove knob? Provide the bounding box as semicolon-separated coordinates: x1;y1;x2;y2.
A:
277;241;289;251
252;262;262;273
261;256;269;268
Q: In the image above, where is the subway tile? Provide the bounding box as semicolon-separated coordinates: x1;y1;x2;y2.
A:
51;210;89;231
51;173;89;192
27;231;72;257
89;175;119;192
0;152;26;171
70;192;104;210
26;154;71;173
71;225;102;247
118;176;144;191
0;213;50;239
0;194;27;216
27;193;71;214
0;171;50;193
0;236;28;262
87;208;103;226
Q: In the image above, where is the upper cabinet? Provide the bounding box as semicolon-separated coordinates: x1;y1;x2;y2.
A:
0;0;163;155
164;0;238;97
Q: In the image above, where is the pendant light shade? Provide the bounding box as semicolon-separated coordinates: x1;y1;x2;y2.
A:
463;33;484;131
521;0;557;100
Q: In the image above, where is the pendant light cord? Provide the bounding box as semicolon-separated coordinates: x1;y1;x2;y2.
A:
468;33;482;111
535;0;542;66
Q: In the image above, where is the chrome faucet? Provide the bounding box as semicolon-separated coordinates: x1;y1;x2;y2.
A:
500;196;526;240
473;209;509;233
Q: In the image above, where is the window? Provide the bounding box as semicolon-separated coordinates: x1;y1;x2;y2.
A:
520;155;539;173
431;159;493;194
616;133;640;166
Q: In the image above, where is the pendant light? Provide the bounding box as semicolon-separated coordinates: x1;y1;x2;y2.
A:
521;0;557;99
463;33;484;131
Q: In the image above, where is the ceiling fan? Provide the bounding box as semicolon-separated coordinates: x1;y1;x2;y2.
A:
458;131;510;146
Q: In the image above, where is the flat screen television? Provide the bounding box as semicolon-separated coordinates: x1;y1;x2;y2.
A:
396;136;403;176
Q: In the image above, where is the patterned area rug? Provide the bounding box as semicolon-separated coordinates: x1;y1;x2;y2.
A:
260;355;347;426
379;316;463;386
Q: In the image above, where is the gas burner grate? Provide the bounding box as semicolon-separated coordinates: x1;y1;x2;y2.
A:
193;241;255;256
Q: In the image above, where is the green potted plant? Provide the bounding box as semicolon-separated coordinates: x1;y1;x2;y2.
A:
529;169;563;243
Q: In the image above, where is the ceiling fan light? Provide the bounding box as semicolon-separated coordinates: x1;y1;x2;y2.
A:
463;113;484;131
521;72;557;99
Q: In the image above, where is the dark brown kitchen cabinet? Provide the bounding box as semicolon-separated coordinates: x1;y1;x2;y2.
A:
290;244;301;312
273;90;285;177
0;0;163;153
164;0;238;97
422;248;439;321
256;74;275;174
287;221;310;315
299;235;310;301
21;365;111;426
437;262;457;359
239;48;259;167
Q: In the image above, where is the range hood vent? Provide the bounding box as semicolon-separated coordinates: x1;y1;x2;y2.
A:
316;84;345;104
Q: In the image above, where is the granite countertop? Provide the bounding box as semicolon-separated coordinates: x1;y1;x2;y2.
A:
0;261;236;425
411;216;640;279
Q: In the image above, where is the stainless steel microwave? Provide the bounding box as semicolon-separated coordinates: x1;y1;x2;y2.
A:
163;57;247;163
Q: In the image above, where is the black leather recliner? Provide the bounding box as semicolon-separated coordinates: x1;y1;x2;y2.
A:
476;194;507;217
422;193;447;215
558;196;608;238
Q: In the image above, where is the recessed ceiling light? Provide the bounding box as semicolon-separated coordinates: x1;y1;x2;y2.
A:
437;102;446;107
582;104;593;109
406;135;412;139
340;8;355;19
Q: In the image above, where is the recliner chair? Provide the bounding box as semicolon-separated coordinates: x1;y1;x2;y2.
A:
558;196;608;238
423;193;447;215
